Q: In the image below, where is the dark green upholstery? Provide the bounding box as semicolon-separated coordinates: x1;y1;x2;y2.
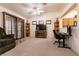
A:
0;27;6;39
0;27;16;55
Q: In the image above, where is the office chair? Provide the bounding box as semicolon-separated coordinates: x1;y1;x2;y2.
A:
67;26;72;36
53;30;66;47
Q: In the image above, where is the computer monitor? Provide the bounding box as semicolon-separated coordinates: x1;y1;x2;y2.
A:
59;27;67;33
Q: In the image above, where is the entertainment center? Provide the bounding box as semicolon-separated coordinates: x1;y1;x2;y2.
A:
35;24;47;38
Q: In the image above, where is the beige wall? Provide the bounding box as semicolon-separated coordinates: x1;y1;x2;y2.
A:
69;4;79;54
59;4;79;55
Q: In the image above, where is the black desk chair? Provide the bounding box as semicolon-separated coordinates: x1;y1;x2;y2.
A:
53;30;66;47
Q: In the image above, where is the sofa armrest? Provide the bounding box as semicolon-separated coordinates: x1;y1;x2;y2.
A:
0;39;15;47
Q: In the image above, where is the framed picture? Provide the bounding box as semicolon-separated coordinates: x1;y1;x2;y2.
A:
39;20;44;24
46;20;51;24
32;21;37;25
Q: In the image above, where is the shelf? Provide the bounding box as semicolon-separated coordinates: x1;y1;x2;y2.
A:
54;20;59;31
26;23;30;37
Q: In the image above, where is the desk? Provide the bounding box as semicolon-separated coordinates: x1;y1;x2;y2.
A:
59;33;70;49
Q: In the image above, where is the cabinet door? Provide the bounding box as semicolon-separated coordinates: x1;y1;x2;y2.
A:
69;18;74;26
63;18;69;27
69;18;77;26
63;18;77;27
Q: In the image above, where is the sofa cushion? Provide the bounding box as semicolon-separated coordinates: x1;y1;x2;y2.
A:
0;39;15;47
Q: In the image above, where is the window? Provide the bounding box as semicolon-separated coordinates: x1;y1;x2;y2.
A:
3;12;24;39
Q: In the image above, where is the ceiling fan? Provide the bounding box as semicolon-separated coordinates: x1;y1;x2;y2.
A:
23;3;47;17
31;6;45;16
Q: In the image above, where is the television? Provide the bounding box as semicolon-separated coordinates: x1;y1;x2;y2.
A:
36;24;46;30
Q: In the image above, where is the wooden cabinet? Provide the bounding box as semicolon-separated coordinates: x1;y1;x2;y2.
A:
69;18;77;26
35;30;47;38
26;23;30;37
63;18;69;27
63;18;77;27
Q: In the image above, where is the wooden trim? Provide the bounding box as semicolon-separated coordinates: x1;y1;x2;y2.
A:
3;12;5;29
15;18;18;40
3;12;17;19
22;20;25;38
2;12;24;20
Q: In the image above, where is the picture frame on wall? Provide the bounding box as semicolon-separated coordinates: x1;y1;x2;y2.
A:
32;21;37;25
46;20;51;24
39;20;44;24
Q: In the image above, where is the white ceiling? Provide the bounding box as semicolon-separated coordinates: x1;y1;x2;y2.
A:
0;3;73;18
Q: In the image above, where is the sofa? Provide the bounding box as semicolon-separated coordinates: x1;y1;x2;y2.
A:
0;27;16;55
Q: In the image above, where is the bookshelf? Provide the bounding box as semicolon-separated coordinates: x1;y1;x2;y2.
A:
26;23;30;37
54;19;59;32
